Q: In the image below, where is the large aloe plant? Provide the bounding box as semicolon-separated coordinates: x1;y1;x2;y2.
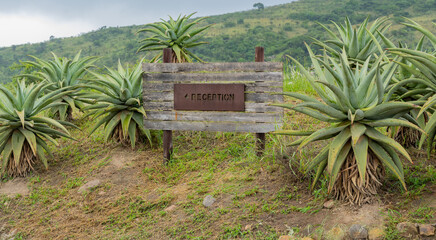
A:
377;30;428;147
19;51;98;120
388;19;436;158
312;17;389;63
137;13;211;63
0;81;75;177
86;60;151;148
274;45;421;204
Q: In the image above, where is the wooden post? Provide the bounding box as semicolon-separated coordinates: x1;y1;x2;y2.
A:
255;46;264;62
255;46;266;157
163;48;173;164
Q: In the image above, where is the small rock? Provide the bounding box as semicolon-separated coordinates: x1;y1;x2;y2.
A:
278;236;292;240
349;224;368;239
396;222;418;238
77;179;101;194
164;205;177;212
98;191;106;195
202;195;216;207
244;224;252;231
368;227;384;240
418;224;435;237
1;228;16;240
325;226;346;240
323;200;335;209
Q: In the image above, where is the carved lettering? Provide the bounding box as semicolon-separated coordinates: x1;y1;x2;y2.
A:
174;84;245;111
188;93;236;102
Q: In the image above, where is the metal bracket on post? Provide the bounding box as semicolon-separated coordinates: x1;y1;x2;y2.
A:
255;46;266;157
163;48;173;164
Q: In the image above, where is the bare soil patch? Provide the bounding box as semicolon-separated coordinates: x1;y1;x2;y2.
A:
0;178;29;197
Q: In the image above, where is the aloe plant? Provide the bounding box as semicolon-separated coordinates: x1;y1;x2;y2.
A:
388;19;436;158
312;17;389;63
274;45;421;204
137;13;211;63
0;81;75;177
86;60;151;148
19;51;98;120
377;31;428;148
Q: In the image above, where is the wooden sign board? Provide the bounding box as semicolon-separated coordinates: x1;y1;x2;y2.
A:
142;62;283;133
174;83;245;111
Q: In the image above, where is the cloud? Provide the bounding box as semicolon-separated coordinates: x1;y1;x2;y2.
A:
0;13;96;47
0;0;293;46
0;0;292;25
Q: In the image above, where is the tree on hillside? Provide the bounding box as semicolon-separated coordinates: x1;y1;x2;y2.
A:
253;2;264;10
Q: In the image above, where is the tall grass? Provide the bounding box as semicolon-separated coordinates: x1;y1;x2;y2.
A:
283;64;316;96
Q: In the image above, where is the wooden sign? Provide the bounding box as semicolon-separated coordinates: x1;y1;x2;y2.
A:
143;47;283;162
142;62;283;133
174;83;245;111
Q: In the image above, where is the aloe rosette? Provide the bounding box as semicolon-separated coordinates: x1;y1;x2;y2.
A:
137;13;211;63
19;51;98;120
85;60;151;148
376;31;428;147
387;18;436;158
274;45;421;204
312;17;389;63
0;81;75;177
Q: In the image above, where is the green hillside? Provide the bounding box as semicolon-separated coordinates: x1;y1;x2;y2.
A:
0;0;435;83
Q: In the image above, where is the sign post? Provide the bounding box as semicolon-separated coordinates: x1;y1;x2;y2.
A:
255;47;266;156
162;48;173;163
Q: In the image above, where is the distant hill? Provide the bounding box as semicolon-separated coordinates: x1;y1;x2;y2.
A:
0;0;435;83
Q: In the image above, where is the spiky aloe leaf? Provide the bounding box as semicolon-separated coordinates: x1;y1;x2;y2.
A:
298;124;349;149
369;140;406;190
365;128;412;163
327;128;351;175
328;142;352;192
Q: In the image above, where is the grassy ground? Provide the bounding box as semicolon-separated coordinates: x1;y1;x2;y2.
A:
0;75;435;239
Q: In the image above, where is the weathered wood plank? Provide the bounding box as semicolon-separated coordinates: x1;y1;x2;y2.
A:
143;81;283;91
143;102;283;113
143;120;282;133
143;82;283;92
143;72;282;82
145;111;282;123
245;103;283;113
143;101;173;110
143;92;283;102
143;62;283;73
246;93;283;102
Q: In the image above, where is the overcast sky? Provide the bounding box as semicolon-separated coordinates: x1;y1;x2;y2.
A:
0;0;294;47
